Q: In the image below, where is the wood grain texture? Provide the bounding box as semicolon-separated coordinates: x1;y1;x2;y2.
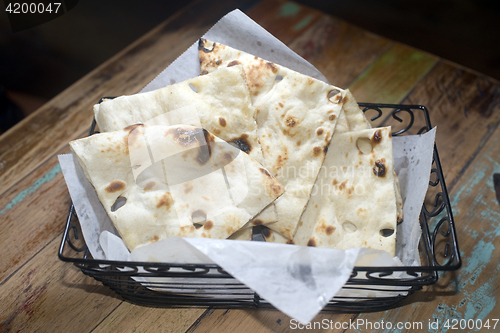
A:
349;43;437;103
0;238;122;333
246;0;322;45
392;61;500;191
0;148;70;284
93;303;205;333
187;308;357;333
286;15;391;88
343;124;500;333
0;0;256;196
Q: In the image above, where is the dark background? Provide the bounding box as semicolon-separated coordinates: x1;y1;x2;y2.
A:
1;0;499;132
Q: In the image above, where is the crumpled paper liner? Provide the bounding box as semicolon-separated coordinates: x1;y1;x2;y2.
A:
58;9;436;323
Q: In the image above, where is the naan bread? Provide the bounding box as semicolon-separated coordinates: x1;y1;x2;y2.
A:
261;109;351;244
337;90;403;223
264;92;403;252
199;39;345;239
94;65;264;163
293;127;398;256
340;90;372;132
70;124;284;251
228;227;253;240
94;65;281;226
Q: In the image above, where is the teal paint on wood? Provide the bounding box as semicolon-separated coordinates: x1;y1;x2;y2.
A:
292;14;313;31
278;3;300;17
463;275;497;321
461;240;495;276
0;163;61;215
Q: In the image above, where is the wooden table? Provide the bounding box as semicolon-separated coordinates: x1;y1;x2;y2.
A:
1;0;499;331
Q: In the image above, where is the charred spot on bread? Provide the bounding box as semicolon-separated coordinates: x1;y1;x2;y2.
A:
373;159;387;177
285;117;298;127
227;60;241;67
313;146;322;156
229;134;252;154
271;184;284;196
149;235;160;243
204;220;214;230
316;128;324;135
371;129;382;145
252;219;263;226
219;117;227;127
266;62;278;73
307;238;316;247
198;38;215;52
339;180;347;191
325;226;335;235
156;192;173;209
106;180;126;193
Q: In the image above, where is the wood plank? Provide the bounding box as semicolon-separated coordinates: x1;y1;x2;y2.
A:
343;121;500;332
187;308;358;333
348;43;437;103
379;61;500;192
0;0;256;196
0;238;122;333
286;14;392;88
246;0;322;45
93;303;205;333
0;148;71;283
0;222;202;333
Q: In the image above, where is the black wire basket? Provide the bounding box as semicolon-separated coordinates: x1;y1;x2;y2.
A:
58;102;461;312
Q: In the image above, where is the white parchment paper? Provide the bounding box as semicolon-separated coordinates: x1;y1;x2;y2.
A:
58;9;437;323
